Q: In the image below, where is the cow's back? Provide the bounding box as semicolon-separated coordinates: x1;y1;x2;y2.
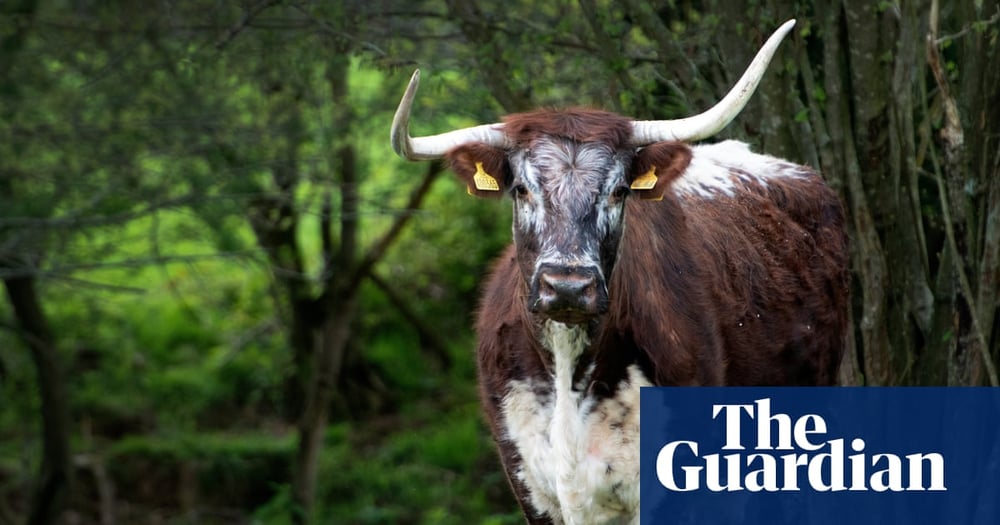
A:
616;140;849;385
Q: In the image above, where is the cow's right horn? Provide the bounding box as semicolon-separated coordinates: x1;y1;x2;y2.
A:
630;19;796;145
391;69;512;160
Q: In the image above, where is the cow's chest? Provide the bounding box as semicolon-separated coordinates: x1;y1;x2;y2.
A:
500;324;650;525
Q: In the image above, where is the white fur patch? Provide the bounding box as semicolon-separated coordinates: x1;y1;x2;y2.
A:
673;140;802;199
502;322;650;524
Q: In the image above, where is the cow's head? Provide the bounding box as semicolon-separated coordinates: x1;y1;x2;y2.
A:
445;111;695;324
390;21;795;325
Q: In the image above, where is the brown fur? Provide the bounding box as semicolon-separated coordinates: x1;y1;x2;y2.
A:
503;108;634;149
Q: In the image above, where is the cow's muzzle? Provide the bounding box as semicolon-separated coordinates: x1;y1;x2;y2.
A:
529;264;608;324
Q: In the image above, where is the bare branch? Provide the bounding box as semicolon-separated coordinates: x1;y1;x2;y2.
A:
932;166;999;386
341;160;443;298
369;271;451;369
935;8;1000;45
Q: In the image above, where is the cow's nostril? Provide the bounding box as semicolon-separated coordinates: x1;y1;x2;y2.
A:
538;273;558;297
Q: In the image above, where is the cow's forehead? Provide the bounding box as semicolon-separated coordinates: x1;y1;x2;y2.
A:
515;138;628;198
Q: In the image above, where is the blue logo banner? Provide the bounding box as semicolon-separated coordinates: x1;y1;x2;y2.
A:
640;388;1000;524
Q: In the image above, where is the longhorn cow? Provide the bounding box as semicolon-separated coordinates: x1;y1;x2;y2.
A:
390;20;848;524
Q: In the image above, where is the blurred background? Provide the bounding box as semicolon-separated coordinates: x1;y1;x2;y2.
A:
1;1;997;523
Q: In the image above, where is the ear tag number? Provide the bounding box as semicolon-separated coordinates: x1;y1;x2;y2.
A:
473;162;500;192
630;167;657;190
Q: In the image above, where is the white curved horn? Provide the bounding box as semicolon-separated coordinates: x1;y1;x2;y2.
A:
390;69;511;160
630;19;797;145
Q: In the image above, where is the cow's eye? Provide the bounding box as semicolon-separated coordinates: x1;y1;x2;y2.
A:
611;186;631;201
512;184;529;199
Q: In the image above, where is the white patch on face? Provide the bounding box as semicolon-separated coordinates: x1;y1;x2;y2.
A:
501;321;651;524
510;139;629;280
596;163;626;239
512;149;546;238
673;139;804;199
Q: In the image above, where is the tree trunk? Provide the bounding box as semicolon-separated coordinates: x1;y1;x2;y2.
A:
284;57;358;525
290;298;356;524
957;0;1000;383
927;0;999;386
2;274;71;525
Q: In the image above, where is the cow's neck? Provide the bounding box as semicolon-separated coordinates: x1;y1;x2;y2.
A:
540;320;591;388
539;320;598;466
534;316;601;384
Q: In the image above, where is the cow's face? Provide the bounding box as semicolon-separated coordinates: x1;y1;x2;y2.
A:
508;138;630;324
449;133;692;325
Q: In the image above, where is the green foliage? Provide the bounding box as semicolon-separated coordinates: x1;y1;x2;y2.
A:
251;484;298;525
107;432;294;510
318;406;520;524
1;3;520;522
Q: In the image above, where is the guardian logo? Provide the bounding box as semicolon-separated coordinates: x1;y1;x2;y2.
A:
656;398;946;493
640;388;1000;525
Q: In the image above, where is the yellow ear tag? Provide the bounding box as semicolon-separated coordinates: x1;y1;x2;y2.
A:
473;162;500;192
630;167;657;190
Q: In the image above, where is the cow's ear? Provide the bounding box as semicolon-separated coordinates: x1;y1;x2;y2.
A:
629;142;693;201
446;144;510;199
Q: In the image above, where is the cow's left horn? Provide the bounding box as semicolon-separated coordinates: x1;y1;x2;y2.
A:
391;69;512;160
630;19;796;145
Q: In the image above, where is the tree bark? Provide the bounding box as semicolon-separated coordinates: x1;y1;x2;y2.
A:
290;298;356;525
2;274;71;525
927;0;999;386
959;0;1000;381
821;2;892;384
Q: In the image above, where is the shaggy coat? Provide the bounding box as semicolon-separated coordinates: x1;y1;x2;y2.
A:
445;109;848;524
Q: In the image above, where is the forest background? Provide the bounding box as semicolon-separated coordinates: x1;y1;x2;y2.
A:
1;0;998;524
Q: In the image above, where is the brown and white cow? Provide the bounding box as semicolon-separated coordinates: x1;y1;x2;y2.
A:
390;20;848;525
